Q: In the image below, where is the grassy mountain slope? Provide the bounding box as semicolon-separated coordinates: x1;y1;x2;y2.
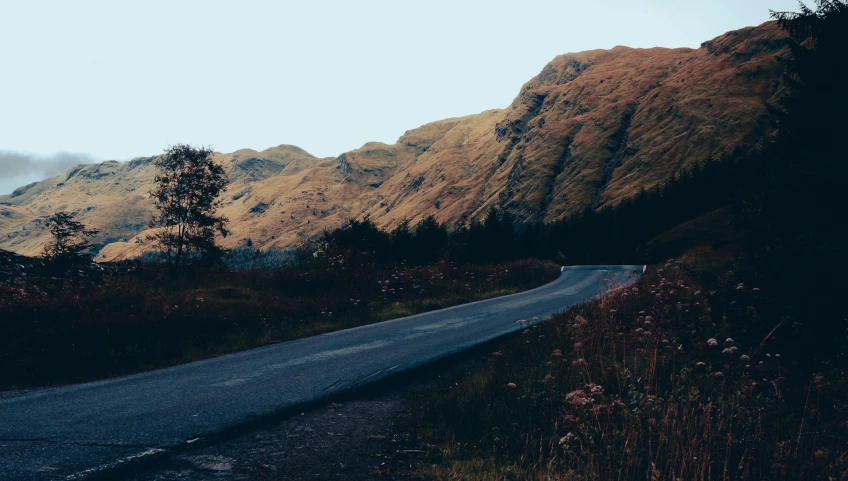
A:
363;22;790;229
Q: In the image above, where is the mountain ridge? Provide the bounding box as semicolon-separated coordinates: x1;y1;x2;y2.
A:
0;21;791;261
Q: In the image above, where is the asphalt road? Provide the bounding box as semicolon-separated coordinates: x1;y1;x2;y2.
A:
0;265;643;480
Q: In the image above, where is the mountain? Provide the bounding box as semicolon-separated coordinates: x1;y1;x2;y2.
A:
0;22;791;261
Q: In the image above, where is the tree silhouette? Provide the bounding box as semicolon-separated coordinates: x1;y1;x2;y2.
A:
411;216;449;264
390;218;414;262
148;144;230;267
43;211;99;267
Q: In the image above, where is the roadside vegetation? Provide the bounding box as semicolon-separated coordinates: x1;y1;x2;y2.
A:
0;253;556;390
406;251;848;480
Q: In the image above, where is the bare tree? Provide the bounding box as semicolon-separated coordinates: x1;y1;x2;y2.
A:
148;144;229;267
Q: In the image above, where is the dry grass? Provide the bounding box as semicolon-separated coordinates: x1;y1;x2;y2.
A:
406;253;848;480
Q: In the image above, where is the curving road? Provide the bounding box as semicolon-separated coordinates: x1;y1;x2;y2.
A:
0;265;643;480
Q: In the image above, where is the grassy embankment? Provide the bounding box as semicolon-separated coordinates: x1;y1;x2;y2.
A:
0;256;558;391
406;248;848;480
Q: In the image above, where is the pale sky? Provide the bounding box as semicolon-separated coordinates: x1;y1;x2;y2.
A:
0;0;798;194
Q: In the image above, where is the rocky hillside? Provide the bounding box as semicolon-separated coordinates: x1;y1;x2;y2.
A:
0;22;791;261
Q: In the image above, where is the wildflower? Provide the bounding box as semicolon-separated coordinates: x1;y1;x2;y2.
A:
707;338;718;347
551;349;563;357
722;347;738;355
572;342;582;349
586;383;603;394
725;338;734;344
565;390;591;406
736;283;745;291
571;358;587;367
506;383;517;388
696;362;707;368
740;354;750;361
712;372;724;377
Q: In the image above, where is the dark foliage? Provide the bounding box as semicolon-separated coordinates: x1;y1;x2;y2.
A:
737;0;848;360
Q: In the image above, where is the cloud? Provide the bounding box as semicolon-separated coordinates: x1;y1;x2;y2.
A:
0;151;97;179
0;151;100;195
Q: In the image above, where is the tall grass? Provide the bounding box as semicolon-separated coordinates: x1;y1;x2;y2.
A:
408;253;848;480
